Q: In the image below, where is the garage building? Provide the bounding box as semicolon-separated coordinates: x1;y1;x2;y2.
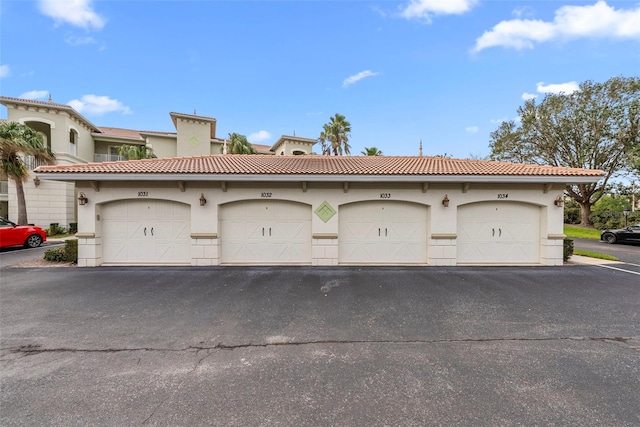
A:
35;155;603;267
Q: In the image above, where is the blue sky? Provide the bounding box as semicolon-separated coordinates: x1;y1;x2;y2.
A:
1;0;638;157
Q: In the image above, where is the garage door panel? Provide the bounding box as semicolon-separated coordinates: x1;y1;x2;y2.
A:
457;202;540;264
103;200;191;265
220;200;311;264
339;201;428;265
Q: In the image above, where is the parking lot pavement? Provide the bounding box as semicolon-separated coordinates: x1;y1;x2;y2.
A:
572;237;640;265
1;267;639;426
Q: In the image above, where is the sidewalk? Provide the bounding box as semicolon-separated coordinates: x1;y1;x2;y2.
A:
569;254;622;265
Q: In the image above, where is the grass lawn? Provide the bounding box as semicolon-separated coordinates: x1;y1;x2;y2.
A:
573;249;619;261
564;225;600;240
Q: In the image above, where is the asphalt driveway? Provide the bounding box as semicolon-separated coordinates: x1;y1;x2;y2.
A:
572;237;640;265
1;266;639;426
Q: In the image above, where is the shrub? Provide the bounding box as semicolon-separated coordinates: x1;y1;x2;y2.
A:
43;240;78;263
590;210;623;230
563;205;581;224
69;223;78;234
563;238;574;262
64;239;78;263
44;247;66;262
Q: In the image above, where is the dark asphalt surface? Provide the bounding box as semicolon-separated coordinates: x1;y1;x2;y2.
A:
0;241;64;267
572;237;640;265
1;266;639;426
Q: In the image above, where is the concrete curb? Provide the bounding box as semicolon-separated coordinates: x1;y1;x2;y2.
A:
569;254;622;265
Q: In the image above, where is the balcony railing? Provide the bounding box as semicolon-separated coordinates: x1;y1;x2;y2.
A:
94;153;126;163
23;155;51;171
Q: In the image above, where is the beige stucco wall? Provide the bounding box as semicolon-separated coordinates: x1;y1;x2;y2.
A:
273;140;315;155
175;118;212;157
8;177;76;228
145;135;177;158
72;180;566;267
6;106;95;163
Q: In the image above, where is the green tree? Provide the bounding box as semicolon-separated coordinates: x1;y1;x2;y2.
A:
0;121;56;225
225;133;256;154
319;113;352;156
117;145;156;160
361;147;383;156
489;76;640;226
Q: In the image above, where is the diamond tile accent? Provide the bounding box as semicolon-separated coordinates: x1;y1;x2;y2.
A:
315;201;336;223
188;136;200;147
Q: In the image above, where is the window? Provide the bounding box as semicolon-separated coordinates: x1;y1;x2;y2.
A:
69;129;78;156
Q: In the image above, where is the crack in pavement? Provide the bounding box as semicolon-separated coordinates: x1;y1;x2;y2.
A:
141;349;213;425
1;336;638;356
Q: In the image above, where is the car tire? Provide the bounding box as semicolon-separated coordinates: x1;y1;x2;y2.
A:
25;234;43;248
602;233;617;244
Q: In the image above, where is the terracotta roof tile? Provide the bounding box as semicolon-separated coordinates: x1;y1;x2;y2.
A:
251;143;273;152
0;95;72;110
96;127;144;140
35;155;605;178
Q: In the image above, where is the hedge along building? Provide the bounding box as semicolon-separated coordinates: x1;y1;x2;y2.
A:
35;155;603;267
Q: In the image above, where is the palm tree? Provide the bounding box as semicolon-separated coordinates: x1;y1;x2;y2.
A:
226;133;256;154
0;121;56;225
318;113;351;155
361;147;382;156
117;145;156;160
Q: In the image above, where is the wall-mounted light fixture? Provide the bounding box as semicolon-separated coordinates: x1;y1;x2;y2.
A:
442;194;450;207
554;196;563;207
199;193;207;207
77;192;88;206
33;176;41;187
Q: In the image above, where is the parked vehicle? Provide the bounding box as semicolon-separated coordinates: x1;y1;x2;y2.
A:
0;217;47;249
600;224;640;244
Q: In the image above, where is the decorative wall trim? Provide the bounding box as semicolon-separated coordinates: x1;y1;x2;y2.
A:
75;233;95;238
431;233;457;239
312;233;338;239
547;234;566;240
190;233;218;239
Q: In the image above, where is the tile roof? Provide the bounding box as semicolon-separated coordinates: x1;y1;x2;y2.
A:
35;155;605;178
95;127;144;140
251;143;273;152
0;96;100;132
0;95;72;110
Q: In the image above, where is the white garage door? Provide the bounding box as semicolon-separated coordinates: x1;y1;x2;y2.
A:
220;200;312;265
339;201;428;265
102;200;191;265
457;202;540;264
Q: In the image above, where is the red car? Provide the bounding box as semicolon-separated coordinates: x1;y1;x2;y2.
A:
0;217;47;249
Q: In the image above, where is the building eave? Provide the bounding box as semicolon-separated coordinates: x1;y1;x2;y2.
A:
34;172;602;184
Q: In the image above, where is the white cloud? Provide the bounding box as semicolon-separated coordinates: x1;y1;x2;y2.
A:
0;65;10;79
20;90;50;100
490;116;521;124
38;0;105;30
400;0;477;22
65;35;97;46
248;130;272;143
536;81;580;95
465;126;480;134
473;1;640;52
342;70;380;88
67;95;131;116
519;81;579;102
